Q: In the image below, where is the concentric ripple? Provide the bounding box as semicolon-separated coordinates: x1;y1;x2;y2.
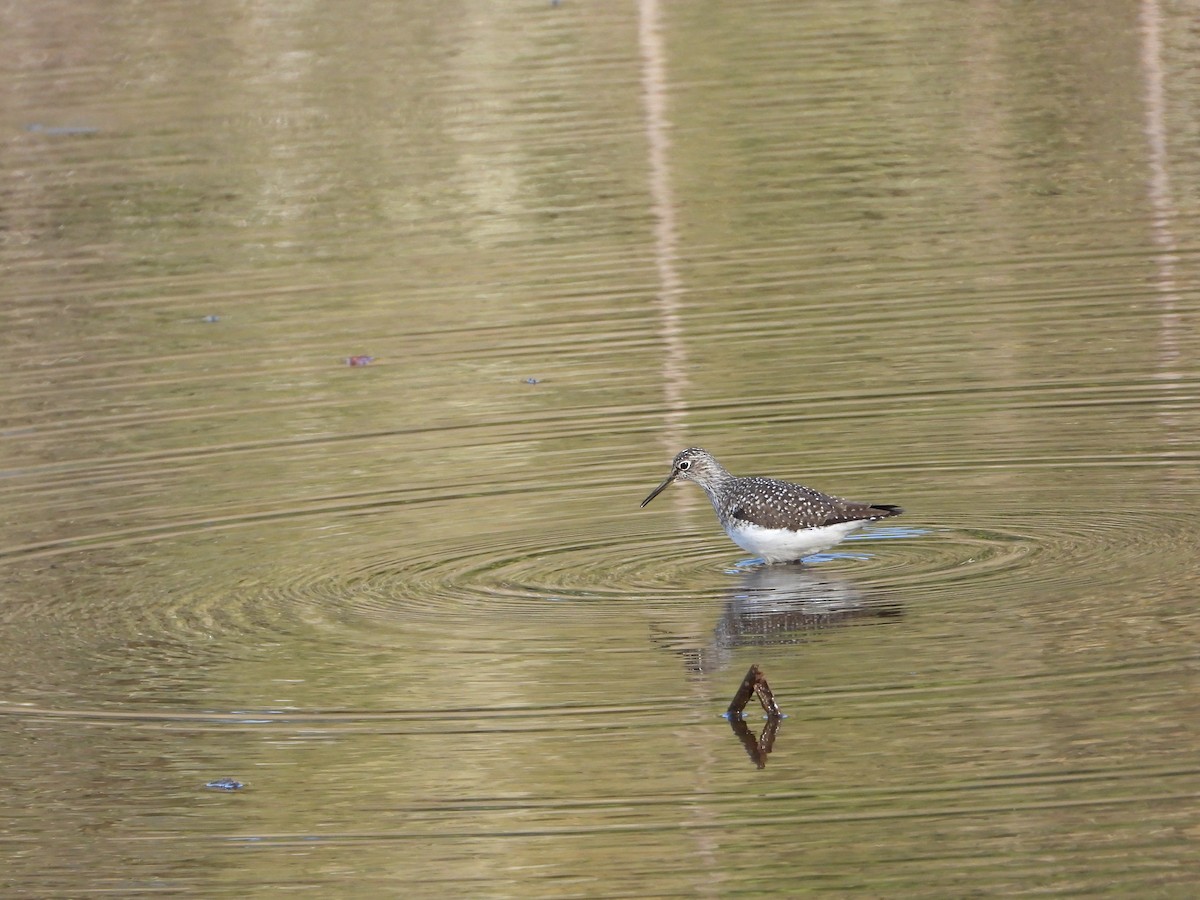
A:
3;474;1192;681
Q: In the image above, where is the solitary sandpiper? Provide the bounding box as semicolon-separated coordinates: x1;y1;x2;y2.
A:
641;448;903;563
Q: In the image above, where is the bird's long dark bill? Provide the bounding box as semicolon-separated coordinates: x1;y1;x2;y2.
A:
641;475;675;507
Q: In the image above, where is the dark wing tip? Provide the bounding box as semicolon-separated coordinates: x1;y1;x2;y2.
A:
870;504;903;518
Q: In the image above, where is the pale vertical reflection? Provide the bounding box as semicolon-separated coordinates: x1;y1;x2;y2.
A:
639;7;721;886
638;0;688;452
1139;0;1182;379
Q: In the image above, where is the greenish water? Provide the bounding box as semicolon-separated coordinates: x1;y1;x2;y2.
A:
2;0;1199;895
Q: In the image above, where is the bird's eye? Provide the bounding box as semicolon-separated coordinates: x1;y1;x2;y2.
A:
678;460;690;471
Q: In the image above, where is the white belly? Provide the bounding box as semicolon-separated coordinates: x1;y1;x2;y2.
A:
724;519;868;563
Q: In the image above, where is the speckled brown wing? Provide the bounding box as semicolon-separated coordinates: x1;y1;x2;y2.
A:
727;477;902;531
820;499;904;527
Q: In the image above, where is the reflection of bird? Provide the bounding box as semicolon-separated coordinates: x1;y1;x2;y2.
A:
716;565;901;650
652;564;904;675
641;448;902;563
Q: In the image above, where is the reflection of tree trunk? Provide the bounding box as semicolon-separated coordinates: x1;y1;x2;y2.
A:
639;0;688;454
1140;1;1184;452
1140;0;1193;505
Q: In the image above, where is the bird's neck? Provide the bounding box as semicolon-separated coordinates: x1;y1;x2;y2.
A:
697;467;738;511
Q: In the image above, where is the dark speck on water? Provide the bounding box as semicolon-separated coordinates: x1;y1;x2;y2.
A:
201;314;220;323
523;377;540;384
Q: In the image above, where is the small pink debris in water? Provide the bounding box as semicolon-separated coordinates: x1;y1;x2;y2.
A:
345;355;374;367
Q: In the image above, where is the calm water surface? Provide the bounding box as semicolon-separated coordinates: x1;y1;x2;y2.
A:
3;0;1200;895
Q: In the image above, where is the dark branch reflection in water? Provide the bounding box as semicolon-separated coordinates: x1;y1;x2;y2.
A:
728;713;783;769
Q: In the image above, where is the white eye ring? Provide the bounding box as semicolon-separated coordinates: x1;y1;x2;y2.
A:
678;460;691;471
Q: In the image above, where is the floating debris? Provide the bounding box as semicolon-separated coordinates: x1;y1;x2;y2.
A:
523;377;541;385
345;355;375;367
201;314;220;323
204;777;245;791
726;663;782;719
